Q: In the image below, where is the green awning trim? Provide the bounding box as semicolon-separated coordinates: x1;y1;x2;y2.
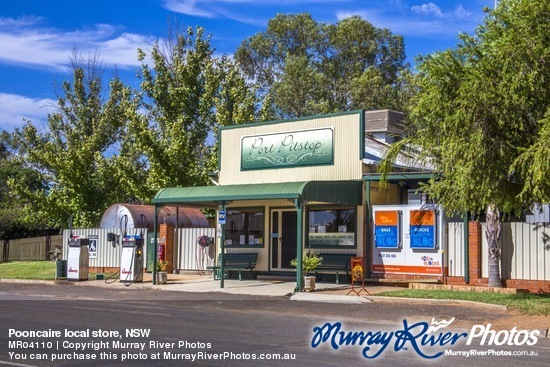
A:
152;181;363;207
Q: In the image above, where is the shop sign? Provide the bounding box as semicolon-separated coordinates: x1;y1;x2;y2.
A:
241;128;333;170
374;210;400;248
410;210;436;249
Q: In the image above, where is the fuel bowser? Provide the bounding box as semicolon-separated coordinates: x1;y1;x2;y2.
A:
120;235;143;283
67;238;89;281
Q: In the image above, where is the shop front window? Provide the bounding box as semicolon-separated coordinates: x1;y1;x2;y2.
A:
224;208;264;247
308;208;356;248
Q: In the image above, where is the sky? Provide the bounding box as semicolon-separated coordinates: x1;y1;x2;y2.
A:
0;0;496;132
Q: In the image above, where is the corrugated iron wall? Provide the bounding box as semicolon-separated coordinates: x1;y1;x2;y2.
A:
176;228;216;271
434;221;550;281
62;228;147;268
447;222;465;277
219;113;363;185
481;222;549;281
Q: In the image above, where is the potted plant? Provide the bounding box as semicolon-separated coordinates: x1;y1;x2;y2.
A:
290;252;323;292
156;260;168;284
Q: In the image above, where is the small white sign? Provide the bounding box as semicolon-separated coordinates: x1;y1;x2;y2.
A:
88;235;98;259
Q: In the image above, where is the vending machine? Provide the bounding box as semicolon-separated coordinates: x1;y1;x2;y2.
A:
371;205;446;277
67;238;90;281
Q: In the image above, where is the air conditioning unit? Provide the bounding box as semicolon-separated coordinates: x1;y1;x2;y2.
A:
407;190;429;205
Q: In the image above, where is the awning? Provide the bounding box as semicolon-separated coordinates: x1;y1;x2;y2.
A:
152;181;363;207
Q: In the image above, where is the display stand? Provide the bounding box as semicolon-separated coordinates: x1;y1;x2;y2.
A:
346;257;370;296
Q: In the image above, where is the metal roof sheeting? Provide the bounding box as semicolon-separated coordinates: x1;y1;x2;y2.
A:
152;181;363;207
99;204;209;229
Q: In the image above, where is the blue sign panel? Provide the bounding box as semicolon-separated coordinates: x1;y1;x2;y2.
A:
218;211;226;225
410;225;435;249
375;226;399;248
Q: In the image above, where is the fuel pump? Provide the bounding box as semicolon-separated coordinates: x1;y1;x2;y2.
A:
120;234;143;284
119;215;145;285
67;238;90;281
66;216;90;281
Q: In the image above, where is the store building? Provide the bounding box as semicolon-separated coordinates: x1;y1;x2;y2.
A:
151;109;443;290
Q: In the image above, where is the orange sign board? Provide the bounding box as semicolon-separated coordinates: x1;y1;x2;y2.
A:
410;210;435;226
374;211;398;226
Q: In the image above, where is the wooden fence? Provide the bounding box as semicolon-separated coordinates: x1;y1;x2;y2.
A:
1;235;63;262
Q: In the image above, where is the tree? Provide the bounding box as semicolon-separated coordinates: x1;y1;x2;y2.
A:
0;131;48;239
130;25;256;192
11;52;144;228
235;13;413;118
380;0;549;287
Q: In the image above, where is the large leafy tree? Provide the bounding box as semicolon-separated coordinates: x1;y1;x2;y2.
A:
381;0;549;287
0;132;48;238
130;25;256;192
235;13;413;118
11;52;145;228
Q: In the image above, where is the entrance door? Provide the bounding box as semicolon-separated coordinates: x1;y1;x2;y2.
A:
271;210;297;270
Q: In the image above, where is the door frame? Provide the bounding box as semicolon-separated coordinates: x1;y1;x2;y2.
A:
270;208;298;271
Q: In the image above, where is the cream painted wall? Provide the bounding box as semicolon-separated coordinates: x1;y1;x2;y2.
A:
219;113;363;185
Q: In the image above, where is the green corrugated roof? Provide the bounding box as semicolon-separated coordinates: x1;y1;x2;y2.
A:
152;181;362;207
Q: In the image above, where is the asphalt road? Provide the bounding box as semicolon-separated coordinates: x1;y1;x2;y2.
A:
0;283;548;367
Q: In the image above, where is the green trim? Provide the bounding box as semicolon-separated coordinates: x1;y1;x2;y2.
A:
220;110;363;132
225;245;264;249
219;202;227;289
152;204;159;285
295;198;304;292
359;110;365;160
153;181;363;207
217;130;222;172
365;181;371;277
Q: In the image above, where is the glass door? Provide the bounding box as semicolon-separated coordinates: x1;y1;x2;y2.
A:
270;209;297;270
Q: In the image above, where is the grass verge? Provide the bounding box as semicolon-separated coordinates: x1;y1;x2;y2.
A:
375;289;550;316
0;261;115;280
0;261;56;280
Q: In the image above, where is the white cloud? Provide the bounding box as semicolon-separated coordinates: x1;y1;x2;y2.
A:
163;0;217;18
0;93;56;131
0;17;155;71
162;0;348;25
411;3;443;17
453;4;472;19
0;15;44;27
337;2;479;37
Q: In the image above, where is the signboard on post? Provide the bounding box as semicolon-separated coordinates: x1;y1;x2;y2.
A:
218;210;226;225
88;235;98;259
351;257;364;282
